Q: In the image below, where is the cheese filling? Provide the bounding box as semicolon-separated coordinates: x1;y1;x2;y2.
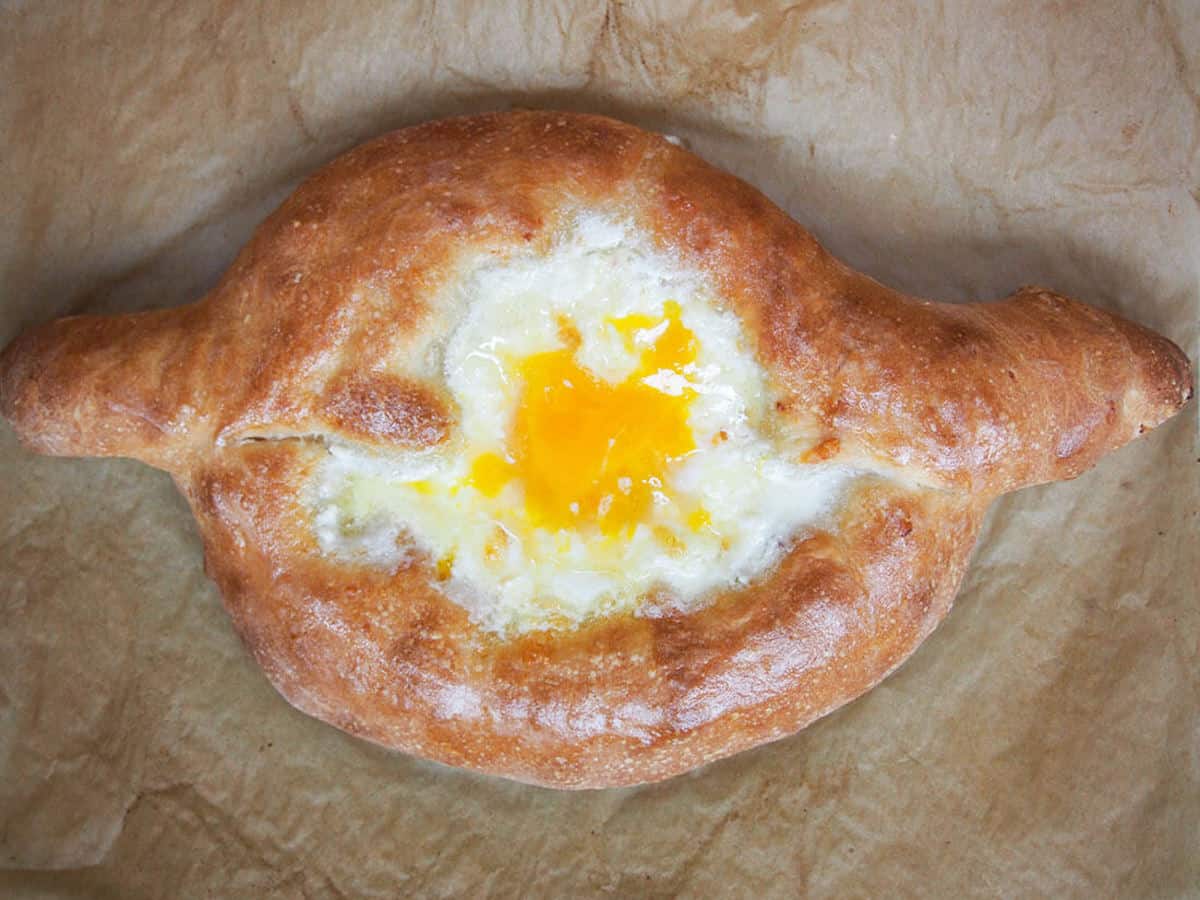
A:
310;216;856;633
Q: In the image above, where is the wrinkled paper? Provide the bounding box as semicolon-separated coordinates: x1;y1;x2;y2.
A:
1;1;1197;896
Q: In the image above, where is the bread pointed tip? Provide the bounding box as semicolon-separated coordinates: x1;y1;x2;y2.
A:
0;309;212;469
0;319;86;456
1131;322;1193;431
993;287;1194;488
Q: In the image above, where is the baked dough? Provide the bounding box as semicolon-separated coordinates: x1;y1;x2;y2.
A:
0;111;1191;788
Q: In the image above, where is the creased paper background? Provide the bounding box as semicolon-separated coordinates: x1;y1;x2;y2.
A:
1;1;1197;897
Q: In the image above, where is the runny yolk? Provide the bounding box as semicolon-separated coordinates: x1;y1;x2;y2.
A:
468;301;699;537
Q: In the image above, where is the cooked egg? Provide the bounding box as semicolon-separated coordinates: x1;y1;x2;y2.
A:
310;215;858;633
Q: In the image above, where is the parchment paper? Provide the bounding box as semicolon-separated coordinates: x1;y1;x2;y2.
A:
2;2;1197;897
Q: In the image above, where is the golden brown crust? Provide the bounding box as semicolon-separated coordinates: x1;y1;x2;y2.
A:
0;111;1192;787
631;141;1192;493
190;440;982;787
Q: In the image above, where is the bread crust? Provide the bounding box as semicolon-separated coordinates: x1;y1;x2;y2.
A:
0;111;1191;787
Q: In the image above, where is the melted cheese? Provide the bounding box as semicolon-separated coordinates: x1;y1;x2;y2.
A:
310;215;858;633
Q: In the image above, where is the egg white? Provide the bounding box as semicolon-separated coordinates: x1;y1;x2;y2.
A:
309;215;858;634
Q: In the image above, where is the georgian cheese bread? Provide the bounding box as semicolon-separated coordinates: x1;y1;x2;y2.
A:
0;111;1191;788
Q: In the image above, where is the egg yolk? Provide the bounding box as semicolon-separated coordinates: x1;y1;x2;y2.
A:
468;301;699;536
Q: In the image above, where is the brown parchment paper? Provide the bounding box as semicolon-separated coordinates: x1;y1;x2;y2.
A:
1;2;1197;897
